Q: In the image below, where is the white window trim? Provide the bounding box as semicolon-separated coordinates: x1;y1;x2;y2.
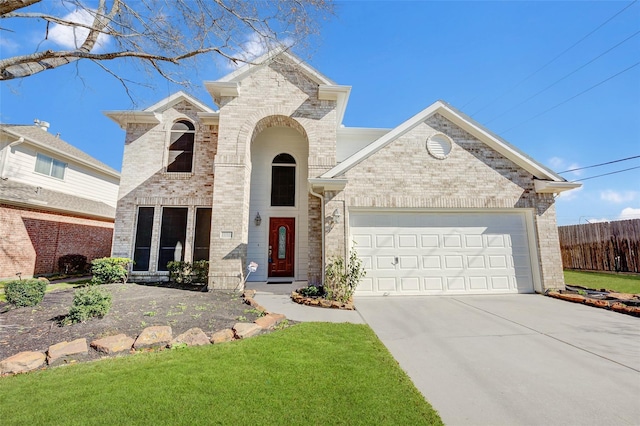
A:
34;152;67;180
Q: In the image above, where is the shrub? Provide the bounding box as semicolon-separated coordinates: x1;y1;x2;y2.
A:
58;254;88;274
167;260;209;285
67;286;112;323
324;246;366;303
5;279;47;307
299;285;324;297
91;257;131;284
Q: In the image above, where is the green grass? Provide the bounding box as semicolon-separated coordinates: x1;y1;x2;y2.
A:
0;323;442;425
564;270;640;294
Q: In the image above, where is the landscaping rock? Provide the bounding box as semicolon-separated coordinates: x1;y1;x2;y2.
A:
608;292;636;301
233;322;262;339
584;299;609;309
245;297;259;307
210;329;235;344
171;328;210;347
134;326;172;349
555;293;586;303
1;351;46;374
47;338;88;366
243;289;257;299
91;334;135;355
254;313;286;330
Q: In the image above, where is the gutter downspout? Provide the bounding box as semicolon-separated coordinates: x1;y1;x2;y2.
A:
308;184;325;286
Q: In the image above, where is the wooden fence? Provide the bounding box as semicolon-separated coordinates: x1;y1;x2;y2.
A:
558;219;640;272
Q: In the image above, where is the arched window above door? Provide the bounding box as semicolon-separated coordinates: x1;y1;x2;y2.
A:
167;120;195;173
271;153;296;206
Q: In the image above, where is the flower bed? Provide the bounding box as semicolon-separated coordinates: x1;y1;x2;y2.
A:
291;290;355;310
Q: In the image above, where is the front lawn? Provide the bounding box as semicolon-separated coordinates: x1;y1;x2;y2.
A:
564;270;640;294
0;322;442;425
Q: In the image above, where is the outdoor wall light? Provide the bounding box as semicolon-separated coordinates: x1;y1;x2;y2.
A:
332;208;342;224
254;212;262;226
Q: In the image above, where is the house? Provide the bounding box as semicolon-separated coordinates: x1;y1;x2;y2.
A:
105;50;580;295
0;121;120;279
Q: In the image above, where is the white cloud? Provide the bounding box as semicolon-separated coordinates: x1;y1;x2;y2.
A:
587;217;610;223
224;33;294;70
547;157;581;177
619;207;640;220
600;190;638;204
0;37;19;53
557;185;583;201
48;9;110;51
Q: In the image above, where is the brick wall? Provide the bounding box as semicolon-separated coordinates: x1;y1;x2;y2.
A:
330;113;565;291
0;204;113;279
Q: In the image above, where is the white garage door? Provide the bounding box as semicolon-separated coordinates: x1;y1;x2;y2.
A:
351;212;536;296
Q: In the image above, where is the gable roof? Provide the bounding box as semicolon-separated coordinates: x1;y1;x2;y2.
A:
104;91;218;129
214;48;336;86
322;100;573;184
0;124;120;178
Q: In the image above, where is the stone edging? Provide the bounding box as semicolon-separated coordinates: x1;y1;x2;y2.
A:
546;290;640;317
290;291;355;310
0;289;287;376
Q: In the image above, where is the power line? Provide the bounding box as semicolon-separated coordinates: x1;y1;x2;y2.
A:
559;155;640;173
570;165;640;182
485;29;640;125
500;61;640;134
469;0;638;117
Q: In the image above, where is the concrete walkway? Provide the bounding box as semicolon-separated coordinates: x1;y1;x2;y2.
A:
356;295;640;426
246;282;365;323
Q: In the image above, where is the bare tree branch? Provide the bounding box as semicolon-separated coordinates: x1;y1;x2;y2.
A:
0;0;334;91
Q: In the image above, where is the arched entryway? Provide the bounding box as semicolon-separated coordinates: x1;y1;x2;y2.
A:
246;116;309;282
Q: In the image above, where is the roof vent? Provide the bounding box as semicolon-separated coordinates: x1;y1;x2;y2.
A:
33;119;50;132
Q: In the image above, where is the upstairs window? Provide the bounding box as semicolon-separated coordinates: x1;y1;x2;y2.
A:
271;153;296;207
167;120;195;173
35;153;66;179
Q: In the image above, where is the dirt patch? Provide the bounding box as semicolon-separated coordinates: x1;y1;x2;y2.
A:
0;283;260;361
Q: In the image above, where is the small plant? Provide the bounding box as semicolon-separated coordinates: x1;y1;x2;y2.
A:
274;319;290;330
577;289;587;296
90;257;131;284
67;286;112;324
324;246;366;303
235;315;247;322
143;311;157;317
194;305;208;311
191;313;202;319
171;343;188;350
167;260;209;285
5;279;47;307
140;321;147;327
298;285;324;297
244;308;266;317
57;254;87;274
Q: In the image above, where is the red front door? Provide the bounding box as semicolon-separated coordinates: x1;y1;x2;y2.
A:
269;217;295;277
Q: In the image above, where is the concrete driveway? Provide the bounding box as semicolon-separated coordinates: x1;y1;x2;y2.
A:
356;295;640;426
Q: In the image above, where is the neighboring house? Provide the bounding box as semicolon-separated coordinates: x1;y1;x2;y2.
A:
0;121;120;280
106;50;580;295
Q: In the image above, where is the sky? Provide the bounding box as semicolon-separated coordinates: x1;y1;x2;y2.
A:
1;1;639;226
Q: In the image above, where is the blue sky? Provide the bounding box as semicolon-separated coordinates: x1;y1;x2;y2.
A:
1;1;638;225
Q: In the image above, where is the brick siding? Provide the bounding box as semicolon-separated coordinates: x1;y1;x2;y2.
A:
0;204;113;279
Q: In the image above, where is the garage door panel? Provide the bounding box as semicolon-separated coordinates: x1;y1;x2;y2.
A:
399;256;418;269
446;277;466;291
423;256;441;269
377;278;397;292
376;234;395;248
352;212;535;296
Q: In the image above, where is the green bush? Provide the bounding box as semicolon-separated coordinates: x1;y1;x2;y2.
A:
58;254;88;274
324;246;366;303
91;257;131;284
67;286;112;323
5;279;48;307
299;285;324;297
167;260;209;285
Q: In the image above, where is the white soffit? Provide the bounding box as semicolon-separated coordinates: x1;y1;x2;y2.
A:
308;178;348;192
103;111;161;129
534;180;582;194
318;85;351;127
144;91;216;113
322;100;567;182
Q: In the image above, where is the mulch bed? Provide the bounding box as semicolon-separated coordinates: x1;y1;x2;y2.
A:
0;283;260;362
546;285;640;317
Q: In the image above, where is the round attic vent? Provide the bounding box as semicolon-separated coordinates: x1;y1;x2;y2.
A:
426;133;453;159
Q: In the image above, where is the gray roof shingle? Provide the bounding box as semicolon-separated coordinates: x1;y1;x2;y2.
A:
0;124;120;177
0;180;116;219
